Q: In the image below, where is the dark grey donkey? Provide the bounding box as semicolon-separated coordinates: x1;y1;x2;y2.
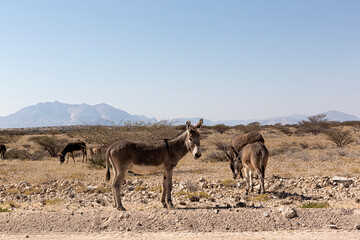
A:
58;141;87;164
106;119;203;211
0;144;6;160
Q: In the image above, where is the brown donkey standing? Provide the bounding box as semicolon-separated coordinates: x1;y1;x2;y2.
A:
106;119;203;211
228;142;269;195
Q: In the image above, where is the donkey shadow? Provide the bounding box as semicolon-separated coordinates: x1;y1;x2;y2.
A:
267;190;312;201
174;190;312;211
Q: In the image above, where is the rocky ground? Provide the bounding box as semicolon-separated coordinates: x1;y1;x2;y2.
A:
1;173;360;235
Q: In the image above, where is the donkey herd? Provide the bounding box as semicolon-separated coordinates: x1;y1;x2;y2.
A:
1;119;269;211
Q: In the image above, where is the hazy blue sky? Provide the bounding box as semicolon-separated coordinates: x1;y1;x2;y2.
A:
1;0;359;121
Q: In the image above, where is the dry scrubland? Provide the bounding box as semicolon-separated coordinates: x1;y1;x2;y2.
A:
0;121;360;237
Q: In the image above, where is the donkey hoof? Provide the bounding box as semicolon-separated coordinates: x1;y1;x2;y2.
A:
117;206;127;211
166;203;174;210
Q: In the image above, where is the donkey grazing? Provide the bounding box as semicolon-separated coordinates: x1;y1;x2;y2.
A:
106;119;203;211
58;141;87;164
0;144;6;160
228;142;269;194
226;131;265;179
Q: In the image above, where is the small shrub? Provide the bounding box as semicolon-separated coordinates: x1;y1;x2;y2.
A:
175;190;189;196
87;154;106;169
135;186;147;192
248;194;271;202
186;191;210;200
89;187;111;194
325;129;355;147
5;148;30;160
149;186;162;193
311;143;327;150
0;207;11;213
68;172;86;180
299;143;309;149
212;139;229;153
300;202;329;208
7;201;19;208
270;148;287;156
42;198;63;205
245;122;261;133
22;144;31;149
203;151;227;162
279;127;293;136
211;124;230;134
221;179;235;188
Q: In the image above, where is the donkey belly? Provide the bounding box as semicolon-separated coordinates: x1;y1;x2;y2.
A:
129;163;164;174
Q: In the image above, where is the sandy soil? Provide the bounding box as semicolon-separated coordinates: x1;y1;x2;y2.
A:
1;208;360;239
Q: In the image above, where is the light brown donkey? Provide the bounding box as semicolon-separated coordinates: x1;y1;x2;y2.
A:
106;119;203;211
230;142;269;195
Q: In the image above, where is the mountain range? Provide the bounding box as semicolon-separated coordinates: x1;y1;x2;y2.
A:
0;101;359;128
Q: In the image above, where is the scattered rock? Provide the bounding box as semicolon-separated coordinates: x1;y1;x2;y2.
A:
199;177;206;182
279;207;297;218
328;224;338;229
189;196;200;202
331;176;353;187
235;202;246;208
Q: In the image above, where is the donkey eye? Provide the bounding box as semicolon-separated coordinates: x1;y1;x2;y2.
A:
189;138;193;142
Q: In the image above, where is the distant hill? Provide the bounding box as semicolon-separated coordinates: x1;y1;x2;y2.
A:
170;110;360;126
0;101;157;128
0;101;359;128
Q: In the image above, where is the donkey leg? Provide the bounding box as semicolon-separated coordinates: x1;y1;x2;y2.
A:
245;168;250;195
161;174;167;208
161;170;174;209
258;170;266;194
255;169;262;194
165;170;174;209
249;169;254;192
113;170;127;211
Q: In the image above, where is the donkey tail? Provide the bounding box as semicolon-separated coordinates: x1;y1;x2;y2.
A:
105;147;111;181
259;146;268;178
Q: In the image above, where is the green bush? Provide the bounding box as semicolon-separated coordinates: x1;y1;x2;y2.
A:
0;207;11;213
300;202;329;208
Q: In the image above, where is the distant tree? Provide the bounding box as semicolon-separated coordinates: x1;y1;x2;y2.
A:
29;136;68;157
325;129;355;147
297;114;329;135
245;122;261;133
211;124;230;134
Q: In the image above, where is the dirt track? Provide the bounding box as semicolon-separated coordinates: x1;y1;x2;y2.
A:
1;208;360;239
1;230;360;240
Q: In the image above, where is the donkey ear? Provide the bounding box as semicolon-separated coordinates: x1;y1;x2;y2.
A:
195;119;203;129
230;146;239;157
186;121;191;130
